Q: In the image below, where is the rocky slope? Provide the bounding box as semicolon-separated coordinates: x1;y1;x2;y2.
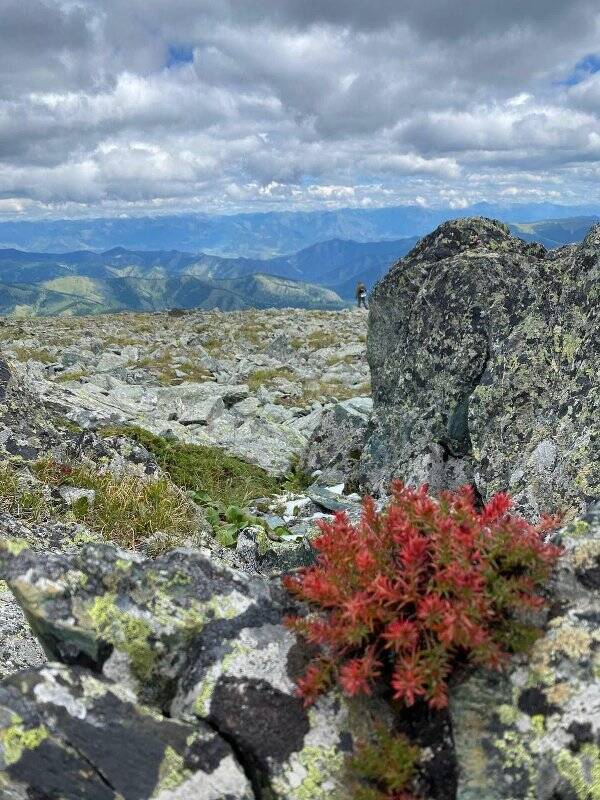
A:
1;218;600;800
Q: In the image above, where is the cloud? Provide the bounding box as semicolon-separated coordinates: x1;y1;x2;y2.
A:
1;0;600;217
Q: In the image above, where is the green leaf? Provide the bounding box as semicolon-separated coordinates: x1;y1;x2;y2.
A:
215;524;238;547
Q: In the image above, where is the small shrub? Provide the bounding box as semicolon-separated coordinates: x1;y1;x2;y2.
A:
284;481;561;710
342;724;420;800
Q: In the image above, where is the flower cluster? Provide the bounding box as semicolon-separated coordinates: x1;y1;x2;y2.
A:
284;481;561;709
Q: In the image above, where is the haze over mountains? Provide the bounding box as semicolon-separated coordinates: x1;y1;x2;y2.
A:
0;206;599;316
2;202;600;256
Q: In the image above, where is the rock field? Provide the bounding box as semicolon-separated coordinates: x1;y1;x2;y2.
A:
1;308;370;475
1;218;600;800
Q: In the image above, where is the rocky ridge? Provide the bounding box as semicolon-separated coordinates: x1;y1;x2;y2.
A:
0;218;599;799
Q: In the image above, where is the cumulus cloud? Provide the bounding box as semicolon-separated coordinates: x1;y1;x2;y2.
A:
1;0;600;217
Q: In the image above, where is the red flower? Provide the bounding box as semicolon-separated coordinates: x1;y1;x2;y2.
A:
391;660;426;706
339;649;381;696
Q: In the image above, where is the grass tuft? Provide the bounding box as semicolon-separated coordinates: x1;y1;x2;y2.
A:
0;461;196;553
100;425;281;507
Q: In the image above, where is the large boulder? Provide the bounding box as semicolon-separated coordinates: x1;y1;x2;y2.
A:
0;540;454;799
360;217;600;518
0;663;254;799
451;504;600;800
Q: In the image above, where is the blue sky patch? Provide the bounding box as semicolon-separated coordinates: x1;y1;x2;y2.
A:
167;45;194;68
561;53;600;86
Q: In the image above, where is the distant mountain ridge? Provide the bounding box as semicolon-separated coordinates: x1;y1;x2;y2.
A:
508;216;600;249
2;202;600;257
1;214;597;317
0;236;418;317
0;272;346;317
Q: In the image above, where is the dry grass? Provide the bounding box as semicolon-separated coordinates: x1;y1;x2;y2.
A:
0;461;196;553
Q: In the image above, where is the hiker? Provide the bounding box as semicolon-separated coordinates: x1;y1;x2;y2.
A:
356;281;368;309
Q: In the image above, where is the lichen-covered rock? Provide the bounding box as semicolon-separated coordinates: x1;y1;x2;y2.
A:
0;663;254;799
361;217;600;518
0;539;454;799
0;582;45;679
451;504;600;800
300;396;373;486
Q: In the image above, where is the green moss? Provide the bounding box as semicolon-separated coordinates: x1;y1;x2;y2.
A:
342;724;419;800
87;593;155;682
0;719;48;765
99;425;280;508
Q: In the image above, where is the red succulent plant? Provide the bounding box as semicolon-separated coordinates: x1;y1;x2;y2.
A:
284;481;561;711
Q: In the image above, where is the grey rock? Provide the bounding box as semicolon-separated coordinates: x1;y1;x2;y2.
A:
306;485;362;516
179;397;225;426
361;217;600;518
0;359;10;401
0;540;405;799
56;486;96;509
0;585;45;679
451;505;600;800
301;396;372;486
0;663;254;800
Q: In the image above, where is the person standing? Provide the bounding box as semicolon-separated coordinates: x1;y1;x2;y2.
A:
356;281;368;309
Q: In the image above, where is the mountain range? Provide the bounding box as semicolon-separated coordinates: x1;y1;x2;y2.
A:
0;212;598;317
2;202;600;257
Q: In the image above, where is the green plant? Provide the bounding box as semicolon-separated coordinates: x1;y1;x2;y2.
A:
100;426;280;507
0;466;47;520
202;502;258;547
341;724;420;800
32;460;196;551
246;367;297;391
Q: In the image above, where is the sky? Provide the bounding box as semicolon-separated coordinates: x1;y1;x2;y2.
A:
2;0;600;219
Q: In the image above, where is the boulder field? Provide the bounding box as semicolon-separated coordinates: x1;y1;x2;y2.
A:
0;217;599;799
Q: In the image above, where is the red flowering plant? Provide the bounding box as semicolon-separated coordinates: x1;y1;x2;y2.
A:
283;481;561;710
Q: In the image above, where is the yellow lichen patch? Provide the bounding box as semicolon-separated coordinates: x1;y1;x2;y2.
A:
555;744;600;800
570;540;600;570
87;593;154;682
529;623;593;687
155;745;190;793
546;682;572;706
565;520;591;539
497;704;521;726
192;644;250;717
0;537;30;556
0;719;48;766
